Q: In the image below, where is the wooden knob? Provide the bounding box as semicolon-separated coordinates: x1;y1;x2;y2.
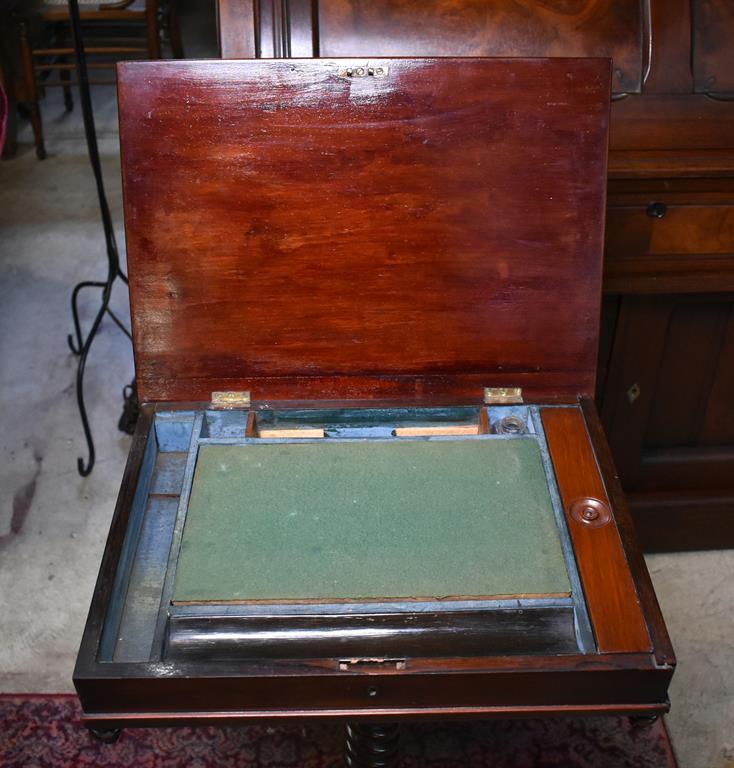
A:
646;201;667;219
570;497;611;528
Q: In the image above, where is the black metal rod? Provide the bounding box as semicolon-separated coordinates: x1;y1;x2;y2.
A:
67;280;106;354
75;283;113;476
106;306;133;340
66;0;135;476
67;0;123;282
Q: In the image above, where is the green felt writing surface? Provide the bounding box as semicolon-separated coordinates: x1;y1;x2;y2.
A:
172;439;571;603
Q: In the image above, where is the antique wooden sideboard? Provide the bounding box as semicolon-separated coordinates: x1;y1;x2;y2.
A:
213;0;734;551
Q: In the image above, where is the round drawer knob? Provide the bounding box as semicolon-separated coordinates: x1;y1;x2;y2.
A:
646;201;667;219
570;497;611;528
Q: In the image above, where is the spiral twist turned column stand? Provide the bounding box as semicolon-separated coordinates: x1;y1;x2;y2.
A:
345;722;401;768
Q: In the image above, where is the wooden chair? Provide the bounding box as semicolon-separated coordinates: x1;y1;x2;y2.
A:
16;0;161;159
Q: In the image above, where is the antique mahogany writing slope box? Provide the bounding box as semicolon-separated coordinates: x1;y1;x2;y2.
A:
74;57;675;748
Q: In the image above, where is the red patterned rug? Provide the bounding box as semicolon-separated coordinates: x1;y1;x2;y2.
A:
1;695;677;767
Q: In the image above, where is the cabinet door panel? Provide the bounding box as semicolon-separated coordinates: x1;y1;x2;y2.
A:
600;294;734;550
645;302;731;447
314;0;643;94
693;0;734;95
699;307;734;443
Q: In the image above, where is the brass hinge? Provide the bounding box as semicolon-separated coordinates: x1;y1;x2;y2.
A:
337;64;389;79
211;390;251;409
483;387;523;405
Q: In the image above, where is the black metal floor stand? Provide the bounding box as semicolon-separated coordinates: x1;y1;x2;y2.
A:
66;0;139;476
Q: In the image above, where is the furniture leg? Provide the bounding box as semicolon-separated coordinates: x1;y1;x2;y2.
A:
60;58;73;112
630;714;660;729
146;0;162;59
345;722;401;768
18;19;45;159
88;727;121;743
167;0;184;58
27;101;44;159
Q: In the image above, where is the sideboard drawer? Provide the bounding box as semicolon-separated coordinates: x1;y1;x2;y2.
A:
607;203;734;256
604;203;734;293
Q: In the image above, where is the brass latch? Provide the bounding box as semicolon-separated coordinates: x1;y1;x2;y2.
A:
211;391;251;409
339;657;406;671
483;387;523;405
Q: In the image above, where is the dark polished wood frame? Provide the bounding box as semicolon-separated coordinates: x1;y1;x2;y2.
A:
75;55;674;736
74;398;674;729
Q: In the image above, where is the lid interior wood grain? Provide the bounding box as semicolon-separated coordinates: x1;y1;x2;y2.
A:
117;57;611;404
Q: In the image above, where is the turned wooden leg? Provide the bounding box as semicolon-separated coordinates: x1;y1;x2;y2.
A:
345;722;400;768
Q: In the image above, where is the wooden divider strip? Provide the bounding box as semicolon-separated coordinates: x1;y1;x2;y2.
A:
541;407;651;653
392;425;478;437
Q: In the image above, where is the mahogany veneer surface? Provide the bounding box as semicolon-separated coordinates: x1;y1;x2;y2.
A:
315;0;642;93
219;0;642;95
541;407;651;653
118;58;610;405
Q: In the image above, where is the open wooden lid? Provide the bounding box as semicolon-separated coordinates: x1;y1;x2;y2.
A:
118;58;610;404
